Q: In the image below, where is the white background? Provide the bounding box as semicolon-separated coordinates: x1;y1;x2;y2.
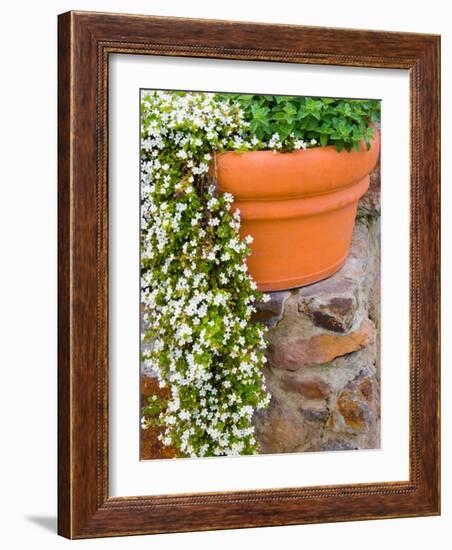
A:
0;0;450;548
110;56;409;496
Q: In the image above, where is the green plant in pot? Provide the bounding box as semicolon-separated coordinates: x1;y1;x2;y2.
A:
213;94;381;291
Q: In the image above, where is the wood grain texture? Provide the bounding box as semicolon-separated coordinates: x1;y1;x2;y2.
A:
57;11;72;539
57;10;440;539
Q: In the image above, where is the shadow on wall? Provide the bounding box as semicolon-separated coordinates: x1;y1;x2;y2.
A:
25;516;57;534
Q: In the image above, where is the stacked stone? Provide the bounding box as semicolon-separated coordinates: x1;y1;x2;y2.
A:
253;165;381;453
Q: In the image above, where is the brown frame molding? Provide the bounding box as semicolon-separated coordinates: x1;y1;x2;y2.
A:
58;10;440;539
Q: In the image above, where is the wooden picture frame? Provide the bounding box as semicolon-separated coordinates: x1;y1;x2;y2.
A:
58;10;440;539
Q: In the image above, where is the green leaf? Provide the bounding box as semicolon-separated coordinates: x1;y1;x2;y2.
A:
283;102;297;116
272;111;287;121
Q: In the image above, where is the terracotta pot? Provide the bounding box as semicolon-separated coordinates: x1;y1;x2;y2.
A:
214;130;380;291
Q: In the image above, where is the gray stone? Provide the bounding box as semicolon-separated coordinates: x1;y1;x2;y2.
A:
253;290;291;328
300;407;330;423
320;438;358;452
253;402;316;454
358;160;381;217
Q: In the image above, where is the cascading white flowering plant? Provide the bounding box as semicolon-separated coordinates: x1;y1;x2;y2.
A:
140;90;274;458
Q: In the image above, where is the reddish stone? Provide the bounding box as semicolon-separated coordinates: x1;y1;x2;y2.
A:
140;375;178;460
268;319;375;370
280;376;330;399
358;377;374;401
337;389;369;431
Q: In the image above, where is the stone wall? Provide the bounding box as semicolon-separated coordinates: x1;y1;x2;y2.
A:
252;165;381;453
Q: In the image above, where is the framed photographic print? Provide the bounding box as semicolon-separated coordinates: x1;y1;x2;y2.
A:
58;11;440;538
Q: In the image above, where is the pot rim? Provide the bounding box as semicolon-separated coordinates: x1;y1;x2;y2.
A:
212;128;380;201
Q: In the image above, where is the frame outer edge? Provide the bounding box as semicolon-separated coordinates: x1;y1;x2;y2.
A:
420;36;441;515
57;11;73;539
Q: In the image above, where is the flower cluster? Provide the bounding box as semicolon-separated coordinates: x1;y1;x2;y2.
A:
140;91;271;457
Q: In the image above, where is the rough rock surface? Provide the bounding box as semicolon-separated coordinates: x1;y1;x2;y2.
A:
253;163;381;453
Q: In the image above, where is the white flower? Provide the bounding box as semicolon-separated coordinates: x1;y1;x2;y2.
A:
294;138;307;150
176;149;188;159
268;132;282;149
207;198;218;210
179;410;190;421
